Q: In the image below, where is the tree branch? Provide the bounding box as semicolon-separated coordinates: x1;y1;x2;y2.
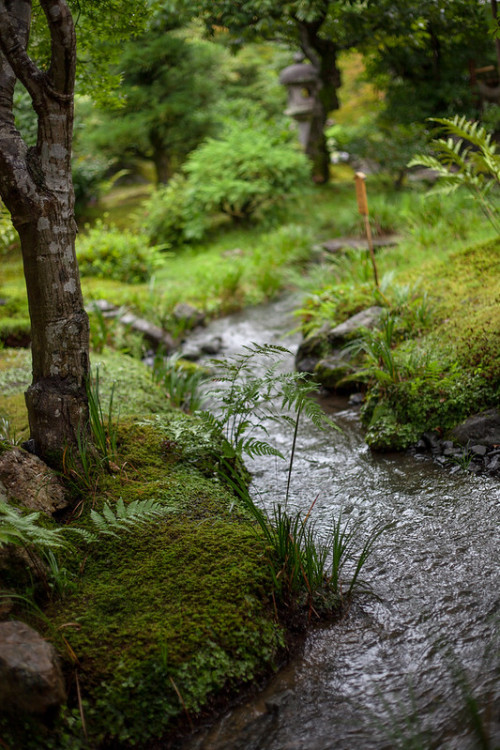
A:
0;0;45;106
39;0;76;97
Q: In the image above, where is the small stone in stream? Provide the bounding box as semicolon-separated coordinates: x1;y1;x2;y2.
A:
486;455;500;472
422;431;441;453
265;690;295;715
441;440;455;456
471;444;487;457
414;439;427;453
201;336;223;355
348;393;364;406
180;345;202;361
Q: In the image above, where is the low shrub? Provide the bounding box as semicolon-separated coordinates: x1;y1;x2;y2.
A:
76;220;164;283
143;125;310;248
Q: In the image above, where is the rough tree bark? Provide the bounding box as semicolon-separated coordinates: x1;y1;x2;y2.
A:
0;0;89;463
297;15;341;183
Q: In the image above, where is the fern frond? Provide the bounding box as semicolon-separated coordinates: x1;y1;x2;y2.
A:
0;502;67;550
429;116;496;153
240;438;285;459
90;498;171;537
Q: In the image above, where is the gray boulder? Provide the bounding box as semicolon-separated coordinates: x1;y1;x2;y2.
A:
119;312;174;352
0;621;66;715
313;357;353;391
326;306;383;348
295;306;383;386
172;303;205;329
449;409;500;447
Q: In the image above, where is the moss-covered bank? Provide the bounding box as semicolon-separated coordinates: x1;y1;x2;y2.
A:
0;351;290;748
303;237;500;450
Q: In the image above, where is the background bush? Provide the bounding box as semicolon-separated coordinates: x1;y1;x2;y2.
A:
76;220;163;283
143;125;310;248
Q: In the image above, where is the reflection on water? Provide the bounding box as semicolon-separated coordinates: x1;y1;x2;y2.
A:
180;297;500;750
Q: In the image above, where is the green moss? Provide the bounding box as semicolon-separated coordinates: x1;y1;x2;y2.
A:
1;413;281;748
355;238;500;449
15;416;282;748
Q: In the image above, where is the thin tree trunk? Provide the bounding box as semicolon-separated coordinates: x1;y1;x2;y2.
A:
0;0;89;463
298;18;341;184
492;0;500;78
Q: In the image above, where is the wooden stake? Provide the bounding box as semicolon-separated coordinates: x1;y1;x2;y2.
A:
354;172;380;290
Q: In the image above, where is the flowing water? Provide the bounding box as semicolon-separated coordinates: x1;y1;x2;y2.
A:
180;296;500;750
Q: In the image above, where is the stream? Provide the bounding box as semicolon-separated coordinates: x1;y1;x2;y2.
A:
179;295;500;750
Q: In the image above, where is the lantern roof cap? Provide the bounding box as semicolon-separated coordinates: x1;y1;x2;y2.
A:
279;63;318;85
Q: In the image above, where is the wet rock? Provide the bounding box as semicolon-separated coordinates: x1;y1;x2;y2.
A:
449;408;500;447
348;393;364;406
119;312;174;352
180;344;203;361
173;303;205;329
201;336;223;355
326;306;383;348
414;438;427;454
441;440;456;457
295;307;383;376
313;357;352;390
471;444;487;457
422;431;441;454
486;454;500;472
0;448;69;514
0;621;66;715
295;330;330;373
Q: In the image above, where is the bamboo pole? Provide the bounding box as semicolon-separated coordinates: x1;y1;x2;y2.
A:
354;171;380;291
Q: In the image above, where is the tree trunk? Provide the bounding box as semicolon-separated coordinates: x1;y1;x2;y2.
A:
0;0;89;464
151;130;172;185
298;19;341;184
491;0;500;79
152;147;172;185
17;203;89;462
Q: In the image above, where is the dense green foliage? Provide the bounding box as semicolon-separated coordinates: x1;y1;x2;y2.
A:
88;19;225;184
76;221;164;283
143;125;310;247
409;116;500;234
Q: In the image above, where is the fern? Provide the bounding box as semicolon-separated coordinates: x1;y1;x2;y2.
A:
1;496;172;553
197;343;338;509
0;502;67;550
409;115;500;234
88;498;172;539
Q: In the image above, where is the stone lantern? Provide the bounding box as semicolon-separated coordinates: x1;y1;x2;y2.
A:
279;63;320;149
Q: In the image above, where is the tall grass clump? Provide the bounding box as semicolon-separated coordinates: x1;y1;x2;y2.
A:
202;343;386;611
152;352;207;413
63;368;120;489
